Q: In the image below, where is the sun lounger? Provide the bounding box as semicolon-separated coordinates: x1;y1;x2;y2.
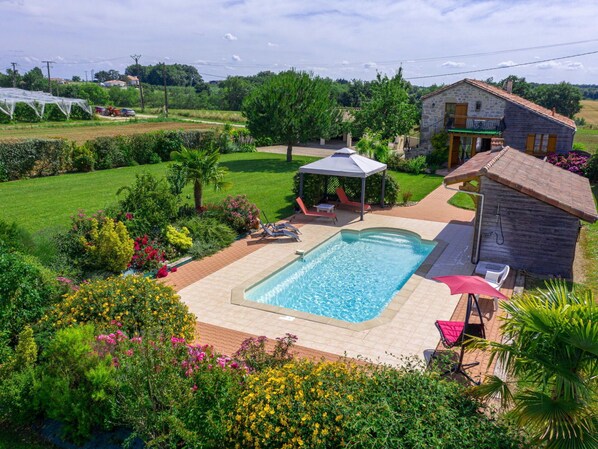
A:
262;212;301;235
259;221;301;241
336;187;371;212
296;197;337;223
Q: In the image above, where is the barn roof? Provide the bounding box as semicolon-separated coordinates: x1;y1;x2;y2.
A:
422;79;576;129
444;147;598;222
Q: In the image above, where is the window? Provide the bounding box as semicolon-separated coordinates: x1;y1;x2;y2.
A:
444;103;456;126
526;134;557;155
475;101;482;111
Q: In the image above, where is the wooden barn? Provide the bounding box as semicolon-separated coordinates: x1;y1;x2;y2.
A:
444;146;597;278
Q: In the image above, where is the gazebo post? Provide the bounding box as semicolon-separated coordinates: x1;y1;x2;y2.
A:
299;172;304;198
323;176;329;201
360;177;366;221
380;170;386;207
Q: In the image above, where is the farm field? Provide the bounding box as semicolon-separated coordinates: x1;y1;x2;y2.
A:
0;152;441;235
0;119;216;143
578;99;598;126
574;128;598;153
165;108;245;123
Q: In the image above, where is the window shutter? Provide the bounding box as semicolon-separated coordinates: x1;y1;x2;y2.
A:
547;135;557;153
526;134;535;154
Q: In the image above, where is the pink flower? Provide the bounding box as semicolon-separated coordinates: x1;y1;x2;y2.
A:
125;349;134;356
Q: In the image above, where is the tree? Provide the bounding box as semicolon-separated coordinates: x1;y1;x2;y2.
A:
94;70;121;82
532;82;582;118
21;67;46;91
71;75;82;82
472;281;598;449
221;76;253;110
352;71;418;142
243;70;339;162
170;146;230;209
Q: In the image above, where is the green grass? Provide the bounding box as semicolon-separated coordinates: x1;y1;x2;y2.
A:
162;109;245;124
0;427;55;449
448;192;476;210
0;154;443;235
388;172;443;202
579;184;598;294
574;128;598;153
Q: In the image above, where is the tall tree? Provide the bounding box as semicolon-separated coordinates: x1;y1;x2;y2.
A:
169;146;230;209
472;281;598;449
352;71;418;141
243;70;339;162
532;82;582;118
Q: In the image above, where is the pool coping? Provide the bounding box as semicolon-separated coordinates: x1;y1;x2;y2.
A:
230;227;449;331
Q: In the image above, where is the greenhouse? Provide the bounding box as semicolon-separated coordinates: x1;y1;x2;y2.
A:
0;87;92;119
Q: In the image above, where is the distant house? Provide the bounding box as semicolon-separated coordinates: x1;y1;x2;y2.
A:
50;77;68;85
444;146;597;277
101;79;127;88
125;75;139;86
420;79;576;168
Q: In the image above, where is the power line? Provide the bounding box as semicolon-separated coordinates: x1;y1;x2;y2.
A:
404;49;598;80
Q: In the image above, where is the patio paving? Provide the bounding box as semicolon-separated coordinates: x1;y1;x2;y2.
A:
176;210;476;365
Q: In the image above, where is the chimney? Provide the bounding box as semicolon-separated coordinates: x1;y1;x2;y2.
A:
552;107;556;116
505;79;513;94
491;137;505;151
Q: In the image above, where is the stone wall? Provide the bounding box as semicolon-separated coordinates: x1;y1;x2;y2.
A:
476;178;579;277
420;83;506;151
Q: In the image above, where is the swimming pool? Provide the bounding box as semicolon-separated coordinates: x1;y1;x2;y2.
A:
245;229;436;323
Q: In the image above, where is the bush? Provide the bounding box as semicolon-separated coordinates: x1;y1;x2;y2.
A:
165;225;193;252
38;325;115;443
71;144;95;172
84;218;134;273
402;190;414;204
85;136;130;169
116;173;180;238
390;155;428;175
0;139;71;181
233;333;297;373
585;152;598;182
99;329;245;448
181;216;236;249
546;150;590;176
0;251;59;355
43;276;196;339
129;235;166;272
0;219;35;254
213;195;260;234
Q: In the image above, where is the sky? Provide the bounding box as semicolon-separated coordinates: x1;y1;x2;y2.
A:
1;0;598;86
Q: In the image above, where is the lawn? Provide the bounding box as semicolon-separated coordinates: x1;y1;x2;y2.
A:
579;183;598;294
0;153;443;235
448;192;476;210
574;128;598;153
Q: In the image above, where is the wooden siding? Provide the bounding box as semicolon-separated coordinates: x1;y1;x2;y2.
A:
501;102;575;154
477;178;579;277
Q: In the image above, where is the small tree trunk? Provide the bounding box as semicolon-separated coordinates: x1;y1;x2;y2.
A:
194;179;203;210
286;143;293;162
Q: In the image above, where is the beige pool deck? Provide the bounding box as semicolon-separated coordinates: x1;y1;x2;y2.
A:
176;209;476;365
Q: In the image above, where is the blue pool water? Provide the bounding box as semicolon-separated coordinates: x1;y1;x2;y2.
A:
245;229;436;323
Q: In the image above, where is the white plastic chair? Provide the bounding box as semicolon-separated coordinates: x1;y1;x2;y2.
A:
484;265;510;310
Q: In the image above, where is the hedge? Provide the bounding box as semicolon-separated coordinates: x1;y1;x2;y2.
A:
0;129;210;181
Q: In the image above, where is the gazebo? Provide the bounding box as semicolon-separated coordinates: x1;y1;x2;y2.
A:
297;148;387;221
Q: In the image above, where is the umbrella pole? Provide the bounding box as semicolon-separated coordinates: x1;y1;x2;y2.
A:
455;293;481;385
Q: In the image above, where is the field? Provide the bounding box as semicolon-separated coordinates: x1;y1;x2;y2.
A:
0;152;441;235
0;119;216;143
166;109;246;124
574;128;598;153
577;99;598;126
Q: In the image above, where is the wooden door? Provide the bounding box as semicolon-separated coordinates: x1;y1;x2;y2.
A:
449;135;461;168
454;104;468;128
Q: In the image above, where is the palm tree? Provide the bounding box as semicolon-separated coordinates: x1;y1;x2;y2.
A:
170;145;230;210
471;280;598;449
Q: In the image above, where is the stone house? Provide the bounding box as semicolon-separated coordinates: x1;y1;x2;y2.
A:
420;79;576;168
444;146;597;277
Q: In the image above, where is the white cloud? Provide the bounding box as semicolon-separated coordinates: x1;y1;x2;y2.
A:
364;62;377;69
224;33;237;41
441;61;465;68
537;60;560;70
267;42;278;47
497;60;517;68
341;60;349;65
564;61;583;70
231;54;242;62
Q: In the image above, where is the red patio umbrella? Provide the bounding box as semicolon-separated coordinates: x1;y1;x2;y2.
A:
432;275;508;384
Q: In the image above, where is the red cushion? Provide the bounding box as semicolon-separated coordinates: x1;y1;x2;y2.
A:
435;320;465;347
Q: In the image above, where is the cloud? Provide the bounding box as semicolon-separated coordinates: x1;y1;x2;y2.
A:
564;61;583;70
441;61;465;68
267;42;278;47
341;60;349;65
497;60;517;68
537;60;584;71
537;60;560;70
364;62;377;69
231;54;242;62
223;33;237;41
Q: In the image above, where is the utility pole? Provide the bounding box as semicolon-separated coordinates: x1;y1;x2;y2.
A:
90;69;95;83
42;60;54;95
10;62;17;88
84;70;88;82
161;62;169;116
130;54;145;112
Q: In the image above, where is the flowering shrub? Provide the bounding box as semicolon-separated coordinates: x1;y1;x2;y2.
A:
165;225;193;251
43;275;196;339
215;195;260;234
546;150;590;176
129;235;166;272
98;328;245;448
229;360;361;448
234;333;297;373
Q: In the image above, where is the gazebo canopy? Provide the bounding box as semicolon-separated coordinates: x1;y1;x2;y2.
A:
0;87;92;119
299;148;387;178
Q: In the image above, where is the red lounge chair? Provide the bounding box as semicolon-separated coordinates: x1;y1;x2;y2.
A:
435;320;465;347
336;187;371;212
296;197;337;223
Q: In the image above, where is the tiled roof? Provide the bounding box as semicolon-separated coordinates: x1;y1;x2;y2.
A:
422;79;576;129
444;147;598;222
